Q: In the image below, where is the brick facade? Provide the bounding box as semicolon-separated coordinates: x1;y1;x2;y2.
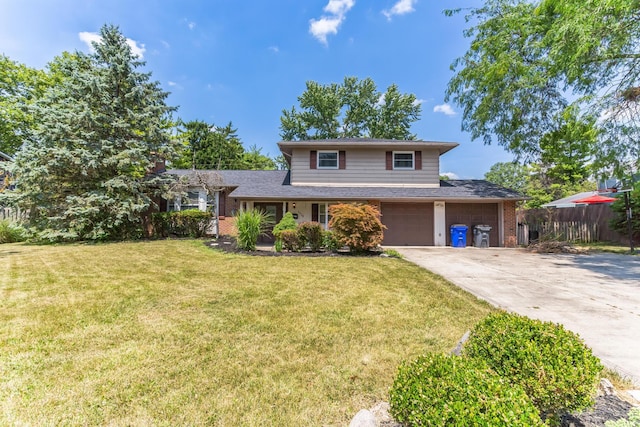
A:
218;191;240;236
502;201;517;247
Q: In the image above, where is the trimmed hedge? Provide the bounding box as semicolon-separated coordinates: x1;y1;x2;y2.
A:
390;353;544;426
464;312;603;424
151;210;212;238
297;221;323;252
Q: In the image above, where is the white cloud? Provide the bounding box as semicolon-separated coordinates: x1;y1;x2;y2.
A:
78;31;146;58
309;0;355;45
383;0;417;20
188;21;196;30
167;81;177;86
433;103;456;116
324;0;355;15
412;98;425;106
268;46;280;53
441;172;460;180
161;40;171;49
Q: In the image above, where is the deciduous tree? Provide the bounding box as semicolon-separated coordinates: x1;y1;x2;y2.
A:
446;0;640;177
0;55;50;155
280;76;421;141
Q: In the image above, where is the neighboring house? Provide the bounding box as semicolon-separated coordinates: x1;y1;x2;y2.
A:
542;191;617;208
0;151;14;191
167;138;526;247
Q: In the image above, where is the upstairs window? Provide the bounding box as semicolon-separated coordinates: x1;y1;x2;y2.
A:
393;152;414;170
318;151;339;169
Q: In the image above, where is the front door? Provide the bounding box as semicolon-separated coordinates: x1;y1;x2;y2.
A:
253;202;283;243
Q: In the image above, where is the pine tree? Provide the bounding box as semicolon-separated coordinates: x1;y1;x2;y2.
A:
8;25;178;241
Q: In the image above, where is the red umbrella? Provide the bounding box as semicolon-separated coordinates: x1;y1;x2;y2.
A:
573;194;617;204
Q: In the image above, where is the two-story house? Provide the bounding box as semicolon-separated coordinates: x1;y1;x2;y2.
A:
166;138;525;247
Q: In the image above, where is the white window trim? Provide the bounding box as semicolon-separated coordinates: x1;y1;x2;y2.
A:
317;150;339;169
393;151;415;170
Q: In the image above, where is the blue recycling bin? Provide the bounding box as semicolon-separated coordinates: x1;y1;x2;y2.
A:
450;224;468;248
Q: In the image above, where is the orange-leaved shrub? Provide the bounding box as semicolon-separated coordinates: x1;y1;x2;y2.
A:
328;203;386;252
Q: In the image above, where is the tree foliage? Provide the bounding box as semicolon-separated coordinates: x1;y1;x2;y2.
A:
173;120;276;170
0;55;51;155
280;76;421;141
7;25;178;241
173;121;245;169
328;203;386;252
484;162;529;194
609;182;640;244
446;0;640;177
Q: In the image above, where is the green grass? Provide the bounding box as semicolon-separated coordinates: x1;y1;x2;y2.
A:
0;240;493;426
575;242;639;256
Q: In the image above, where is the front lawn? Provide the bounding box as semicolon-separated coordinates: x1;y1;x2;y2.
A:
0;240;493;425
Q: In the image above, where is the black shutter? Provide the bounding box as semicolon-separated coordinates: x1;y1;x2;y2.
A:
312;203;319;222
339;151;346;169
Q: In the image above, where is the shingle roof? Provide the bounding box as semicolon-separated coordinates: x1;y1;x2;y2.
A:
278;138;459;156
166;169;525;201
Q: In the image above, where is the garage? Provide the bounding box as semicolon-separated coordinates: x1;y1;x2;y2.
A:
445;203;499;247
381;202;434;246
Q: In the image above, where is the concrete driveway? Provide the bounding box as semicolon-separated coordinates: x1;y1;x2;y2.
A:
394;247;640;384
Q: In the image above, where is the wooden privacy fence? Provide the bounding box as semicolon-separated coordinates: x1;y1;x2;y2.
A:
0;207;26;222
519;221;598;244
518;204;625;245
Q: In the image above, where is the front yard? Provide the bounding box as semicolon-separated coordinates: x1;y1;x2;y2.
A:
0;240;493;425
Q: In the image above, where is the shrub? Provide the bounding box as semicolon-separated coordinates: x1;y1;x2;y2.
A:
279;229;299;252
322;230;341;252
606;407;640;427
151;210;212;238
297;221;323;252
0;220;26;244
328;203;386;252
389;353;543;426
273;212;298;252
273;212;298;238
464;312;603;425
234;208;273;251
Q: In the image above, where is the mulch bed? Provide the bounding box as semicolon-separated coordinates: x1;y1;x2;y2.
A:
561;394;635;426
205;236;383;257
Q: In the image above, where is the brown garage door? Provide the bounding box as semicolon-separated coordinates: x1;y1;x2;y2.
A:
381;203;434;246
445;203;499;247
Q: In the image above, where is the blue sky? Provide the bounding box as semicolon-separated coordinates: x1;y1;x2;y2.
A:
0;0;515;178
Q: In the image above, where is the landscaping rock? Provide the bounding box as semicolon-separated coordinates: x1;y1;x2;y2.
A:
561;395;634;427
450;330;470;356
349;409;376;427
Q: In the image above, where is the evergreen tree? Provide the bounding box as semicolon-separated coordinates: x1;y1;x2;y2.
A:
8;25;178;241
173;120;246;169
